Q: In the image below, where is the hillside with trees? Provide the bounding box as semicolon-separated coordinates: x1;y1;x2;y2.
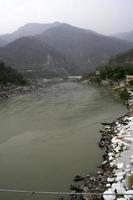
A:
97;49;133;81
0;23;133;77
0;62;27;85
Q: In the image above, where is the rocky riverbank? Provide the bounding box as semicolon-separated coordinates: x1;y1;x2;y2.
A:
69;109;133;200
0;81;44;99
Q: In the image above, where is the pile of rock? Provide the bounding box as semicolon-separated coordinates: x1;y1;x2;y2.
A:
0;84;41;99
70;112;133;200
103;114;133;200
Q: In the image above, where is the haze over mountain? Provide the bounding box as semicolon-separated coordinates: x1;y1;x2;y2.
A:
0;22;61;45
0;23;133;77
0;36;74;78
1;0;133;35
0;38;6;47
39;24;133;73
109;49;133;67
112;31;133;43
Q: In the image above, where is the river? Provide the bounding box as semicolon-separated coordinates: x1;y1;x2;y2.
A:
0;81;127;200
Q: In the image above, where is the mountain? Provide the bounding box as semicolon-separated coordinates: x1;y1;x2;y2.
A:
0;36;75;78
0;39;6;47
112;31;133;43
0;23;133;77
0;22;61;45
39;24;133;74
109;49;133;67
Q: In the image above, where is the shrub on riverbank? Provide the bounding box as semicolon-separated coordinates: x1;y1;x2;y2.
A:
0;62;27;85
129;80;133;86
100;65;126;81
119;88;130;101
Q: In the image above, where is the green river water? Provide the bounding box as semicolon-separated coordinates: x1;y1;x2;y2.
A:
0;81;127;200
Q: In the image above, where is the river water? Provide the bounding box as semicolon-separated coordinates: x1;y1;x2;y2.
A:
0;81;127;200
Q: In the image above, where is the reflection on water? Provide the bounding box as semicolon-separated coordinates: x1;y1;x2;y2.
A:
0;81;127;199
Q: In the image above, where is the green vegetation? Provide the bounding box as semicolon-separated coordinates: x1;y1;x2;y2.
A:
0;62;27;85
119;89;130;101
88;49;133;101
100;65;125;81
129;80;133;86
110;49;133;65
95;49;133;82
99;65;133;81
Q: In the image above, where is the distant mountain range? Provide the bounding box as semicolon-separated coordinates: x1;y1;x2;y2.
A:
112;31;133;43
0;22;61;45
0;22;133;77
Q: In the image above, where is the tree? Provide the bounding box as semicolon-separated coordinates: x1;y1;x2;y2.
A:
0;62;27;85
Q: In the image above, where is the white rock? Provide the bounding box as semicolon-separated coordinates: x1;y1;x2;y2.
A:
111;183;117;190
115;146;121;153
116;175;124;182
116;186;126;194
109;156;113;161
103;188;116;200
125;169;131;173
110;161;116;166
115;154;120;158
107;178;115;183
130;159;133;164
122;179;126;184
117;163;124;169
123;146;127;150
108;153;114;156
106;183;111;188
115;171;125;177
124;190;133;200
103;161;108;165
126;165;130;169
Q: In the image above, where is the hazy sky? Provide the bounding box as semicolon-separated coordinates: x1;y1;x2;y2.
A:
0;0;133;35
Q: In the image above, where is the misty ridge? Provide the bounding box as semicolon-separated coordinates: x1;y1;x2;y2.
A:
0;22;133;78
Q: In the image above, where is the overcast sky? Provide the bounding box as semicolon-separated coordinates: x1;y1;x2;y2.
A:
0;0;133;35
